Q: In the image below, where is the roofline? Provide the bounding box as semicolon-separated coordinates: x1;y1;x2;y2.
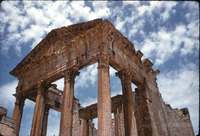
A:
10;18;105;77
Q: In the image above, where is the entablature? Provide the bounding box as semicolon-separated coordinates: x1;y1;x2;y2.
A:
10;19;159;94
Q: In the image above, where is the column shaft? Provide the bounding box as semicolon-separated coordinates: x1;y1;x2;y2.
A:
135;84;154;136
114;104;125;136
12;94;25;135
118;70;138;136
80;119;89;136
42;106;49;136
30;84;45;136
97;56;112;136
60;70;77;136
114;108;119;136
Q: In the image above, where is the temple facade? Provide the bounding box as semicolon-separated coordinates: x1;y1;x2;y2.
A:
0;19;195;136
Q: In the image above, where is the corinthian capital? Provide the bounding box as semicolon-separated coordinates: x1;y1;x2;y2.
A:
97;53;109;69
14;92;25;105
116;69;133;83
64;68;80;82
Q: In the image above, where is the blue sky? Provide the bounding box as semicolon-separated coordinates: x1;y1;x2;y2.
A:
0;1;199;135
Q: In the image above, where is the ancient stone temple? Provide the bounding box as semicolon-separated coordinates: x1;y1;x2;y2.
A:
0;19;195;136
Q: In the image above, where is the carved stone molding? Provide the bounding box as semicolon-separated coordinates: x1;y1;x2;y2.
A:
97;53;109;69
64;68;80;82
14;93;25;106
116;69;133;83
34;80;48;97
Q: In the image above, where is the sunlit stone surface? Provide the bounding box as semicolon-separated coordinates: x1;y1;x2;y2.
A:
0;19;194;136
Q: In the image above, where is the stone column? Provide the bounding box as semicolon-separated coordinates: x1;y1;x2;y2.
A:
42;106;49;136
12;93;25;135
135;83;154;136
80;119;89;136
59;69;78;136
90;122;95;136
117;70;138;136
114;104;125;136
114;108;119;136
30;82;46;136
97;55;112;136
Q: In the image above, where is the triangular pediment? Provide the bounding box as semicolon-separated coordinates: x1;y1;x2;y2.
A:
10;19;112;76
10;18;150;92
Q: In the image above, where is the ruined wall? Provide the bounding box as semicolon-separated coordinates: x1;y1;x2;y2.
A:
0;107;16;136
163;104;195;136
0;93;195;136
72;99;97;136
134;86;195;136
76;92;195;136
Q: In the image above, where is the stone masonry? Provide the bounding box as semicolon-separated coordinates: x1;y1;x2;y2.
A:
0;19;195;136
0;107;16;136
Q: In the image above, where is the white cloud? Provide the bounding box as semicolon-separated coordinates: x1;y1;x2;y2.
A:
122;1;177;20
159;2;177;21
91;1;110;19
115;15;126;31
53;63;106;92
0;80;17;116
52;64;116;108
75;64;116;89
75;64;98;89
0;1;199;134
122;1;140;7
136;1;177;21
141;22;199;65
81;97;97;107
52;78;64;91
158;63;199;134
93;118;98;129
0;1;110;55
53;64;116;91
117;1;177;41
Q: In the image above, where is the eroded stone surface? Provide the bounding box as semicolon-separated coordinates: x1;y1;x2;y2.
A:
0;19;194;136
0;107;16;136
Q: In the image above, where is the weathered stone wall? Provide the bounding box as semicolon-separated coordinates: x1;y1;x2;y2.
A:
0;107;16;136
0;93;194;136
4;19;195;136
0;119;16;136
72;99;97;136
134;84;195;136
163;104;195;136
72;92;195;136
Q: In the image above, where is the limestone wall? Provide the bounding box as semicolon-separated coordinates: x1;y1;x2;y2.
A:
163;104;195;136
72;99;97;136
0;95;195;136
0;107;16;136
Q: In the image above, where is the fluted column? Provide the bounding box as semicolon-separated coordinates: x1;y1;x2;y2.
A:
59;69;79;136
117;70;138;136
114;104;125;136
97;55;112;136
80;119;89;136
42;106;49;136
12;93;25;135
114;107;120;136
30;82;46;136
135;81;158;136
90;122;95;136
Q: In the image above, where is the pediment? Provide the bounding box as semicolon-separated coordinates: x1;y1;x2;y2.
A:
10;19;110;76
10;19;157;92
